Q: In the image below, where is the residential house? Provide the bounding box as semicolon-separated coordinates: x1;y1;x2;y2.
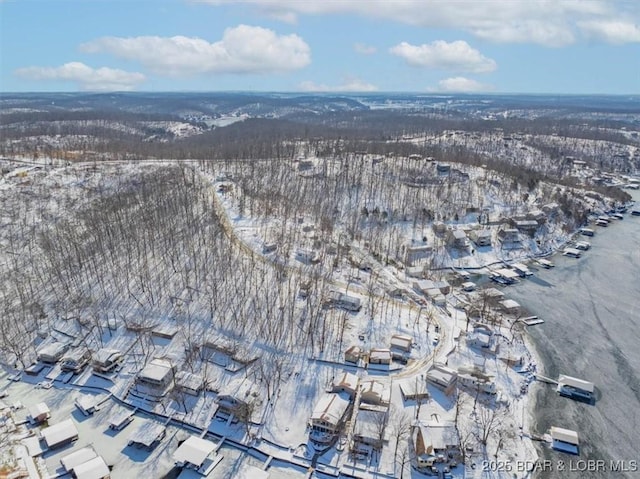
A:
28;402;50;425
352;409;388;453
331;371;359;398
128;422;166;451
344;345;363;364
175;371;205;396
173;436;216;470
91;349;123;373
309;392;351;444
368;349;392;366
37;342;69;364
359;380;390;407
447;229;468;248
41;419;79;450
426;364;458;395
137;358;175;389
469;229;492;247
60;348;91;373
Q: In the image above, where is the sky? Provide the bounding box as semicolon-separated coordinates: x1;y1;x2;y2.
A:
1;0;639;94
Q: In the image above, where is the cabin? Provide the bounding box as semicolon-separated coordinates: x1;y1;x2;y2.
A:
412;422;460;472
91;349;123;373
352;409;388;453
390;334;413;353
498;228;521;245
426;364;458;395
173;436;216;470
557;375;594;403
109;410;134;431
216;378;259;417
61;448;110;479
397;378;429;402
137;358;174;388
458;373;497;394
579;227;595;237
326;291;362;312
467;326;498;355
74;394;99;416
37;342;69;364
309;392;351;444
469;229;492;247
41;419;79;450
60;348;91;373
402;244;433;266
447;229;468;248
360;380;390;407
71;456;110;479
550;426;579;455
331;371;359;398
514;220;539;234
481;287;505;305
28;402;50;425
368;348;392;365
344;345;363;364
175;371;205;396
128;422;166;450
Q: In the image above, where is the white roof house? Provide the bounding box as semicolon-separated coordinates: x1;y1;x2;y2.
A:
137;358;174;387
61;447;97;472
72;456;110;479
37;342;69;363
310;392;350;431
28;402;50;424
390;334;413;352
128;422;166;450
331;371;359;397
92;348;123;373
41;419;79;449
360;380;390;406
75;394;99;416
173;436;216;469
175;371;205;395
369;348;392;365
426;364;458;395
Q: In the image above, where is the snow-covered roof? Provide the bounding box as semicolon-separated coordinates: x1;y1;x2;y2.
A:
139;358;173;383
72;456;110;479
128;421;166;447
175;371;204;391
390;334;413;351
41;419;78;447
332;371;359;391
75;394;98;413
360;380;390;405
499;299;521;310
354;409;387;440
92;348;122;365
558;375;594;393
426;364;458;386
310;392;350;426
369;349;391;361
550;426;579;445
37;342;68;359
28;402;49;419
494;268;520;280
423;421;459;451
173;436;216;467
61;447;97;472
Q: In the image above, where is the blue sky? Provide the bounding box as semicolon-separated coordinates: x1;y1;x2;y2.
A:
1;0;639;93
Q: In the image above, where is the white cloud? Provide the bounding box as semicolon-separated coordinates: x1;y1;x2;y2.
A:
80;25;311;76
354;42;377;55
200;0;638;47
430;76;493;93
14;62;145;91
298;78;378;92
390;40;496;73
579;20;640;44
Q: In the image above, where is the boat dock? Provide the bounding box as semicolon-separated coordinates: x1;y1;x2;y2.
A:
534;374;558;385
518;315;545;326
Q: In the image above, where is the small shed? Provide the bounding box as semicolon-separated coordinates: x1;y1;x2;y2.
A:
344;345;363;364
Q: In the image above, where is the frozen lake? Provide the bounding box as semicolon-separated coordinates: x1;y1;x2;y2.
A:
508;195;640;479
